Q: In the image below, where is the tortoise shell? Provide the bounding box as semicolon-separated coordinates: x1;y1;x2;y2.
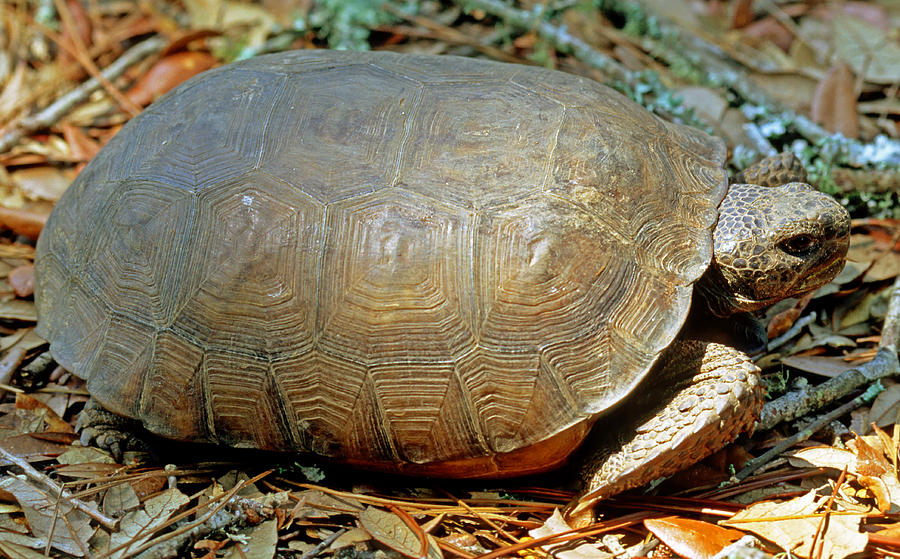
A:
35;50;727;477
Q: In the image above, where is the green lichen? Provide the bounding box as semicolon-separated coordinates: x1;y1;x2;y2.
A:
306;0;406;50
609;71;711;132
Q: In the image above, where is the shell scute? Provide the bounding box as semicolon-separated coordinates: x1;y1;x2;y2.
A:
258;63;423;204
316;189;477;364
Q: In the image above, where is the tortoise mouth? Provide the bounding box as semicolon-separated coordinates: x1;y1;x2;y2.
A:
793;256;846;294
732;252;847;310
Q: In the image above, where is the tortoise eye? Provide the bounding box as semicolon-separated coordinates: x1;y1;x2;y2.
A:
779;234;815;256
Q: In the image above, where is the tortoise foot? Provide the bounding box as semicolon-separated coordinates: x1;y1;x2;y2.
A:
77;400;150;461
567;341;763;519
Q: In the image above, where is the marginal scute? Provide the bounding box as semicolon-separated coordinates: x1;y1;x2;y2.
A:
273;350;367;457
205;351;293;450
37;276;107;378
370;361;459;462
34;50;729;475
87;312;154;418
139;329;205;440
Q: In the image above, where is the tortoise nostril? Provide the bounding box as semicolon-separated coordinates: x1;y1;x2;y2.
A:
779;234;815;256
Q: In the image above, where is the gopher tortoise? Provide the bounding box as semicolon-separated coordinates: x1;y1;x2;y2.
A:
34;50;850;510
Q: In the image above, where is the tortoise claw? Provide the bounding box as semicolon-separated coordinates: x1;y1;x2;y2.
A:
76;400;150;461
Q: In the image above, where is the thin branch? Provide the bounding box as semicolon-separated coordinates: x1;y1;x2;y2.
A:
452;0;629;80
381;3;525;64
0;36;165;153
757;272;900;432
0;444;119;531
736;384;881;480
767;312;816;352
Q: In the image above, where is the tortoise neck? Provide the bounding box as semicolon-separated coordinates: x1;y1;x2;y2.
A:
681;285;767;354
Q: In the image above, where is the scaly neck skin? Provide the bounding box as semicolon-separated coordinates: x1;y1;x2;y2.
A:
683;275;768;354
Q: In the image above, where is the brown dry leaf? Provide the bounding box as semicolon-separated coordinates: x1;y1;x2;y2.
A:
57;0;93;69
644;516;743;559
789;446;856;474
8;265;34;298
747;73;819;113
56;446;116;465
528;509;608;559
60;123;101;163
222;518;278;559
741;14;793;52
676;87;728;126
836;286;891;330
102;482;141;518
790;434;900;513
0;434;72;464
1;329;46;354
868;379;900;428
812;2;890;31
863;251;900;283
721;490;866;559
194;538;229;556
780;355;852;377
0;206;49;240
54;461;122;480
844;236;877;270
0;347;26;388
358;506;441;559
729;0;754;29
0;475;96;557
0;63;27;123
644;516;744;559
832;15;900;84
0;540;48;559
102;487;190;559
292;489;363;519
768;292;813;339
9;167;73;202
184;0;276;49
0;299;36;322
847;433;900;512
129;475;167;499
126;51;219;106
329;527;373;551
14;393;73;434
811;62;858;138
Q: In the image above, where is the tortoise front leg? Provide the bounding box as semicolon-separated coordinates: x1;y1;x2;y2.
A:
566;341;763;520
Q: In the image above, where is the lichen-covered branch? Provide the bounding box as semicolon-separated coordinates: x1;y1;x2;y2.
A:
757;272;900;432
454;0;629;81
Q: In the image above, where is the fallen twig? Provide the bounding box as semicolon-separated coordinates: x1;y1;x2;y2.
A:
767;312;816;352
381;3;525;64
453;0;629;81
735;383;881;481
129;470;273;559
757;272;900;432
0;36;165;153
0;444;119;530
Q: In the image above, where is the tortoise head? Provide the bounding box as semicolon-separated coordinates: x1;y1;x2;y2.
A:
699;181;850;317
